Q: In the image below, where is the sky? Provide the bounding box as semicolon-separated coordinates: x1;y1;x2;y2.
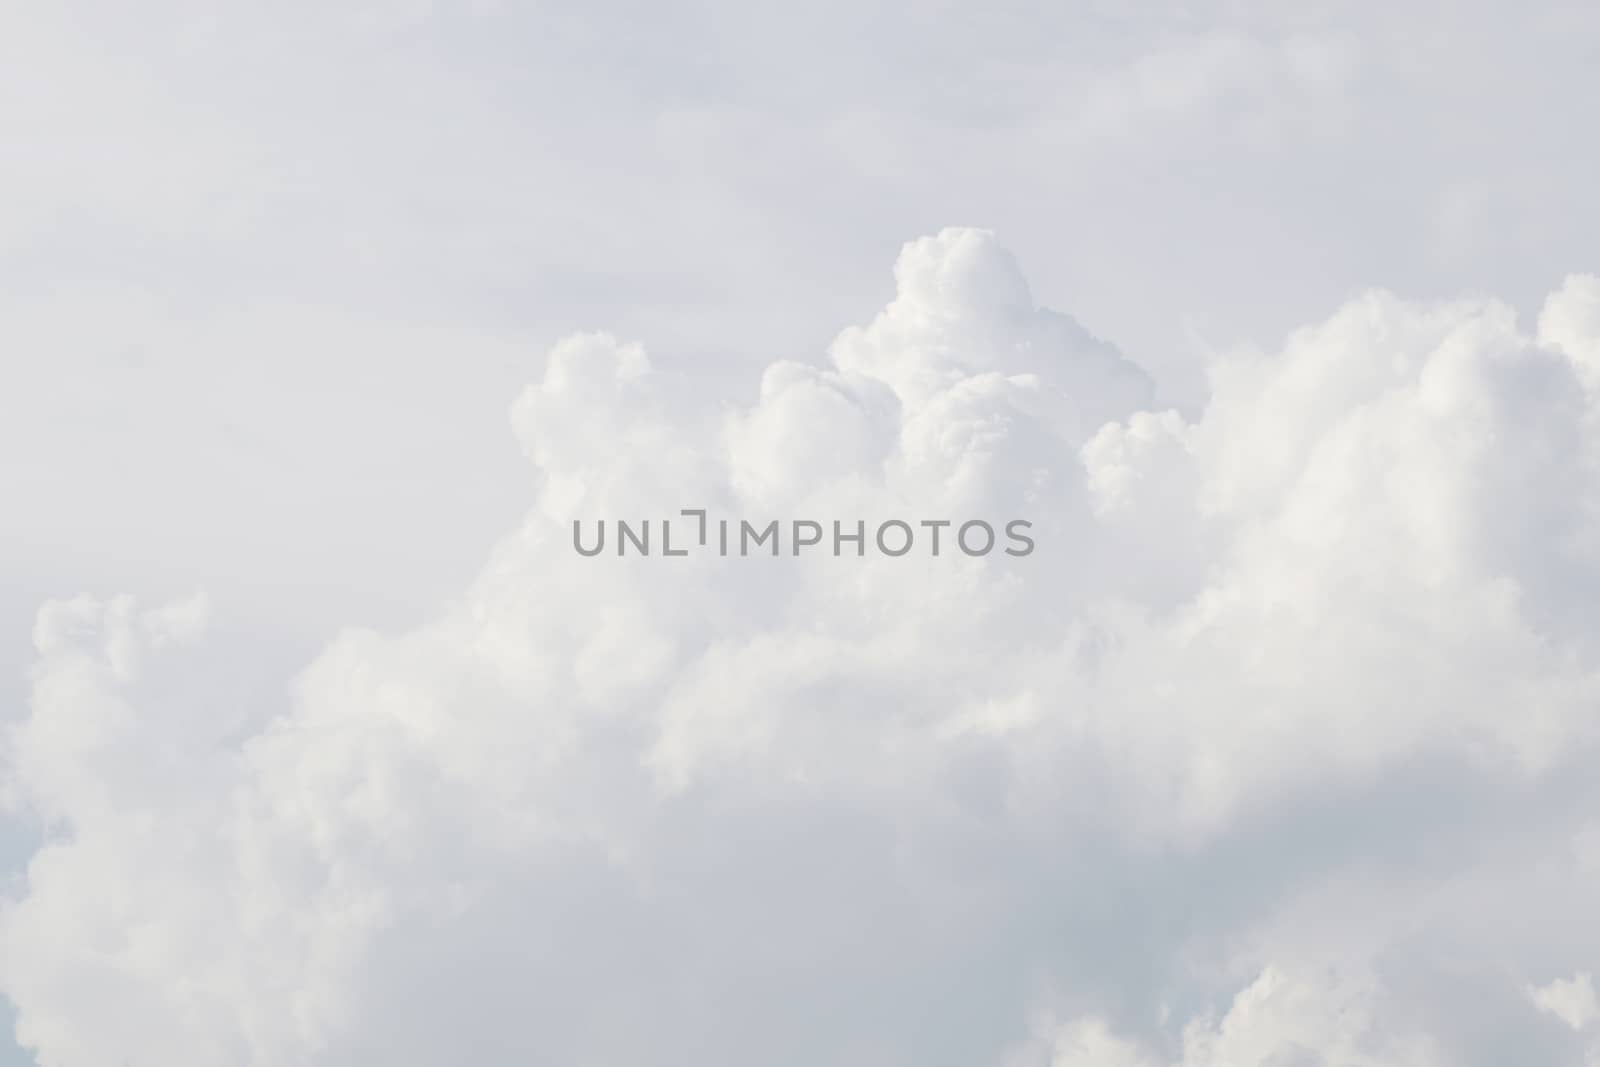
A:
3;2;1600;1065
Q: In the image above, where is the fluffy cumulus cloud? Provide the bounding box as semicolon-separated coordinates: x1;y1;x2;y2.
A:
5;229;1600;1065
1008;965;1443;1067
1531;973;1599;1033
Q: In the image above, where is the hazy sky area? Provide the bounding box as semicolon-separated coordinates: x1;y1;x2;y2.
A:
3;3;1600;1065
5;1;1597;652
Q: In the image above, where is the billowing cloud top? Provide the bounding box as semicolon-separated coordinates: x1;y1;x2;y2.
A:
5;230;1600;1066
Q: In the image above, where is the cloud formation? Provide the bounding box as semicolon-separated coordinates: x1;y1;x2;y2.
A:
5;230;1600;1065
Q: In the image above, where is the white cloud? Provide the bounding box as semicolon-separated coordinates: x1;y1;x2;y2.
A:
5;229;1600;1065
1013;966;1440;1067
1532;974;1600;1033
